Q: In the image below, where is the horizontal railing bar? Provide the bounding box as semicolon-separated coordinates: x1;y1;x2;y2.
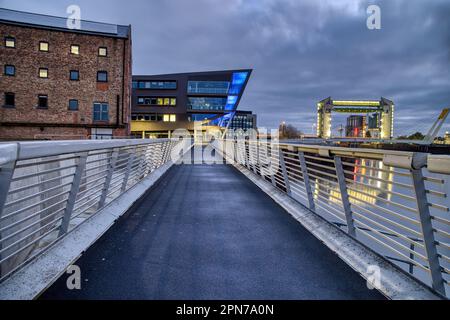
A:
341;161;411;177
0;210;64;245
343;169;414;190
1;191;70;220
11;165;77;182
0;197;68;229
353;219;428;263
345;178;417;203
351;206;424;245
15;155;79;169
347;191;419;223
3;181;73;208
356;226;430;272
346;185;418;215
13;139;172;160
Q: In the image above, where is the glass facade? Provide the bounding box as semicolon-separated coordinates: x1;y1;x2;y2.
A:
187;97;227;111
187;81;229;94
133;81;177;90
229;114;255;130
137;96;176;106
188;113;218;122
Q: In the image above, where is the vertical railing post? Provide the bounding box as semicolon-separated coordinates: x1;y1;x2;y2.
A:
279;149;291;196
233;140;238;165
269;145;277;187
58;152;88;236
411;168;445;295
99;148;119;208
298;151;315;211
245;140;251;170
0;145;18;272
334;156;356;237
121;148;135;192
252;142;258;174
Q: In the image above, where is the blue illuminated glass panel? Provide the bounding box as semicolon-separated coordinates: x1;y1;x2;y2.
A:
224;96;238;111
228;72;248;95
187;97;227;111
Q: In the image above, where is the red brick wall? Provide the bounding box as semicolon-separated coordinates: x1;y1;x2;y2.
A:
0;23;132;140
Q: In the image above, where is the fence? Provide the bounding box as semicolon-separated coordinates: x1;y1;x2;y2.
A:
213;138;450;297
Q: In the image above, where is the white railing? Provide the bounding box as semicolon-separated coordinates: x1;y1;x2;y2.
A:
0;138;187;282
212;139;450;297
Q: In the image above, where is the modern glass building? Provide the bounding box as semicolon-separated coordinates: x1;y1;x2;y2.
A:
131;69;252;138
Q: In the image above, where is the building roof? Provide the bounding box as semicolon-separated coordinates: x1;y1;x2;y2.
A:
0;8;129;38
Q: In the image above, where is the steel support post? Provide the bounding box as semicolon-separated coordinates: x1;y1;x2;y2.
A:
411;168;445;295
298;151;316;211
121;148;136;192
58;152;88;236
99;148;119;208
0;156;17;270
334;156;356;237
279;150;291;196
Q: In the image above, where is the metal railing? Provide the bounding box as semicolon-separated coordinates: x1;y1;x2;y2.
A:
212;139;450;297
0;138;187;282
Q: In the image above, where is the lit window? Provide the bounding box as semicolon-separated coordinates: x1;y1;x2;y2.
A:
38;95;48;109
93;103;109;121
4;65;15;76
164;98;170;105
70;70;79;81
39;41;49;52
170;98;176;106
68;99;78;111
97;71;108;82
5;37;15;48
4;92;15;107
71;45;79;55
157;98;163;105
163;114;176;122
39;68;48;78
98;47;107;56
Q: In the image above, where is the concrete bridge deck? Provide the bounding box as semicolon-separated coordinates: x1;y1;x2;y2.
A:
40;162;384;300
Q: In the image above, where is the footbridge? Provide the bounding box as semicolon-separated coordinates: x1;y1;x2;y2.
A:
0;138;448;299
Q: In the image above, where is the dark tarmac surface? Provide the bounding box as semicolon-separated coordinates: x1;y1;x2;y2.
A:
40;162;384;300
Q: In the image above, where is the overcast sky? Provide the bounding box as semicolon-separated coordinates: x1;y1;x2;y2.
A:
2;0;449;136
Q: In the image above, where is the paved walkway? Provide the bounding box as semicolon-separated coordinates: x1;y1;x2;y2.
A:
40;162;384;300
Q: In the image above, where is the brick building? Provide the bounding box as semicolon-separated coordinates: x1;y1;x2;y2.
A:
0;8;132;140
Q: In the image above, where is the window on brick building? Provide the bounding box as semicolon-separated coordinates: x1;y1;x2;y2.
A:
4;65;15;76
39;41;49;52
70;70;79;81
98;47;107;57
68;99;79;111
93;103;109;121
39;68;48;78
97;71;108;82
4;92;15;107
38;95;48;109
71;45;79;55
5;37;15;48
